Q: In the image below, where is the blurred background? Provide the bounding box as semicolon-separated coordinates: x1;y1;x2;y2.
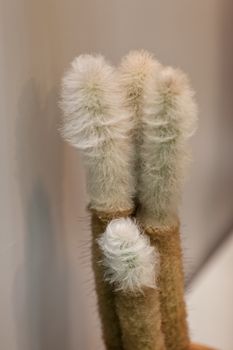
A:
1;0;233;349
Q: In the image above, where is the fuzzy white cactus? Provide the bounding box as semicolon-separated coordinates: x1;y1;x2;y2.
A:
139;66;198;225
119;50;161;125
119;50;162;182
98;218;159;293
60;54;135;212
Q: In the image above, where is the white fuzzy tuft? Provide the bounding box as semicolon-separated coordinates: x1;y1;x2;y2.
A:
61;54;131;152
139;66;198;225
60;54;135;212
98;218;159;293
119;50;161;135
119;50;162;184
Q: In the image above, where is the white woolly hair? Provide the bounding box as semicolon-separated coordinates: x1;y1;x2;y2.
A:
119;50;161;135
139;66;198;226
119;50;162;186
98;218;159;293
60;54;135;212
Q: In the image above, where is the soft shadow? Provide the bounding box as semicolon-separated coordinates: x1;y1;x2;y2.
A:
205;0;233;226
14;80;70;350
187;0;233;285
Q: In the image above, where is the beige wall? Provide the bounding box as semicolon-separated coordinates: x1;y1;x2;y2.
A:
1;0;233;349
0;1;67;349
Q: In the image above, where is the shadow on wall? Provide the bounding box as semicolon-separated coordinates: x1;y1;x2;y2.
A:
13;80;70;350
213;0;233;230
205;0;233;233
200;0;233;277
